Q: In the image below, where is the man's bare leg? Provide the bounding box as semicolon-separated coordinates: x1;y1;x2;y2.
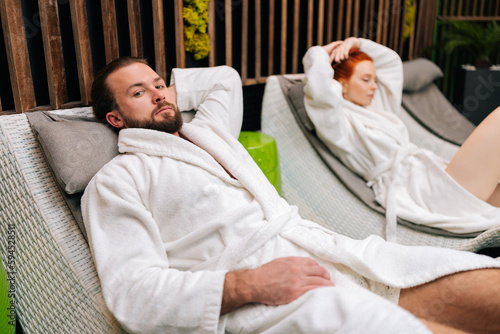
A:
399;268;500;333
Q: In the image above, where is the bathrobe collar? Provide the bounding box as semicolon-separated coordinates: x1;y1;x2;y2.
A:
118;124;287;220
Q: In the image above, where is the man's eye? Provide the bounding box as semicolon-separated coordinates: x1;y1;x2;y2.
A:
155;85;165;89
133;91;144;97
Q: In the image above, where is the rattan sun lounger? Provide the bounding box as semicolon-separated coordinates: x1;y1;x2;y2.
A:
0;108;125;333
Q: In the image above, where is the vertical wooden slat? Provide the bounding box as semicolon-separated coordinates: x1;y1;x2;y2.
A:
268;0;275;75
442;0;449;16
408;0;416;59
389;0;401;52
317;0;325;45
255;0;261;79
345;0;352;37
376;0;383;43
292;0;300;73
449;0;456;16
152;0;166;79
362;0;371;40
127;0;143;57
100;0;119;63
38;0;68;109
174;0;185;68
479;0;485;16
326;0;334;43
381;0;389;46
280;0;287;74
353;0;360;37
457;0;463;16
307;0;314;48
70;0;94;105
0;0;36;112
337;0;345;39
208;0;216;67
241;0;248;81
225;0;232;66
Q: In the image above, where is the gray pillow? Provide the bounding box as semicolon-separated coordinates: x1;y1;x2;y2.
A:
403;58;443;92
27;111;119;194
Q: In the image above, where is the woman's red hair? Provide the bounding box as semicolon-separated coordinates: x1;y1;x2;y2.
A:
333;50;373;82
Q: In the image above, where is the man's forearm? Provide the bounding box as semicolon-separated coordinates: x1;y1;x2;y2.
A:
220;257;335;315
221;269;255;314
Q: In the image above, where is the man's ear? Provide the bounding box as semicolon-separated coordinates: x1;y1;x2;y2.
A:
106;110;127;129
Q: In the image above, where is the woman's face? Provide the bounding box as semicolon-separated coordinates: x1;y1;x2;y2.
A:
340;60;377;107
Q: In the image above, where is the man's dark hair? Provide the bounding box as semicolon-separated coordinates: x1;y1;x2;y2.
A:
91;56;149;122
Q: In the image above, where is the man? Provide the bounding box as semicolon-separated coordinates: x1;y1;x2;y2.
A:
83;56;500;334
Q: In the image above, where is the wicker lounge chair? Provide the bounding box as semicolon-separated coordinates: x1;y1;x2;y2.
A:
0;108;125;333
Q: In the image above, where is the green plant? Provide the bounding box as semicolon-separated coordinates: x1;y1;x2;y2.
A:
441;20;500;69
403;0;415;40
183;0;210;60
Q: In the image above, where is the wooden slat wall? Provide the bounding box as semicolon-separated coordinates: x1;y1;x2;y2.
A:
3;0;496;113
0;0;36;114
0;0;185;113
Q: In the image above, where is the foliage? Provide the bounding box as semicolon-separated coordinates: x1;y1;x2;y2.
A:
183;0;210;60
403;0;415;40
441;20;500;68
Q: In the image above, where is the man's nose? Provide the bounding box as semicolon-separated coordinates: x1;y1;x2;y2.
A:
154;91;165;103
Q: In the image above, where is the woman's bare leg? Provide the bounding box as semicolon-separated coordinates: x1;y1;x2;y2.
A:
487;183;500;206
399;268;500;333
446;107;500;203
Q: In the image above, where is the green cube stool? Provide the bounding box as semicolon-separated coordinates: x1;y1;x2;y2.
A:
238;131;282;195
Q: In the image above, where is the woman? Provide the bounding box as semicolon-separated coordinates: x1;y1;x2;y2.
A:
303;37;500;241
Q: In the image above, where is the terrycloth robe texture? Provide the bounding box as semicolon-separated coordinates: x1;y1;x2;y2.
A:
303;39;500;241
83;66;500;334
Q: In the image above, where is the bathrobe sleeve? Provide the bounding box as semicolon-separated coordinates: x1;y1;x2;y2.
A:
302;45;354;153
170;66;244;139
83;164;227;334
359;38;403;115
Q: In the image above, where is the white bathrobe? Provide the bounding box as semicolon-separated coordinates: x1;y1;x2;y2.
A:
303;39;500;241
83;66;499;334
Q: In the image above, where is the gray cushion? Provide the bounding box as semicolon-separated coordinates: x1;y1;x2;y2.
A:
403;58;443;92
402;85;475;146
27;111;119;195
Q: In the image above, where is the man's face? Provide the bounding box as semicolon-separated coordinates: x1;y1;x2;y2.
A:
105;62;182;135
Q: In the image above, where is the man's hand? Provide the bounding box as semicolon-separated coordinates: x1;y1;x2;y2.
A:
322;37;361;64
221;257;334;314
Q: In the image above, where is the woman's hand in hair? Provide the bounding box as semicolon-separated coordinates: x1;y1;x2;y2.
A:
324;37;361;64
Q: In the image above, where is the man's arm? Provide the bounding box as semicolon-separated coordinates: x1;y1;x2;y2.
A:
221;257;334;314
171;66;243;139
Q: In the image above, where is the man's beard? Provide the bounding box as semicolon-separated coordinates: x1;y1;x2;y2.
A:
122;101;183;134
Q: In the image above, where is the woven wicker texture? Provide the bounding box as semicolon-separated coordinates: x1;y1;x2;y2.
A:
0;109;125;333
261;75;500;251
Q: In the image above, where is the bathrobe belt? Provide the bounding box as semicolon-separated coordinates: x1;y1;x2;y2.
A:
190;204;302;272
366;144;420;242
